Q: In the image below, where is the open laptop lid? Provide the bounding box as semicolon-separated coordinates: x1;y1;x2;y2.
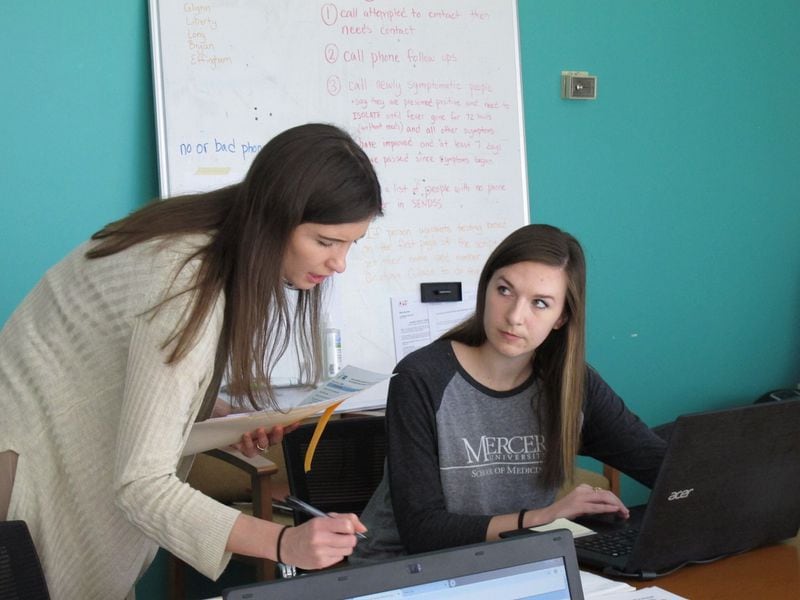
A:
625;399;800;575
224;531;584;600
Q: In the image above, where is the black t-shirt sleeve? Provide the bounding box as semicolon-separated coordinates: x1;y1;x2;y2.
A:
579;367;667;487
386;346;492;554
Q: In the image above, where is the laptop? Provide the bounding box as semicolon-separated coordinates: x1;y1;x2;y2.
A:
223;530;584;599
572;399;800;579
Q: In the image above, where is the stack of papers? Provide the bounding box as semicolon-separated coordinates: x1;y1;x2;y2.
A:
581;571;687;599
183;366;390;456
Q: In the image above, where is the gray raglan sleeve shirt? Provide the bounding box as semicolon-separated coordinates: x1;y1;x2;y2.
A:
356;342;667;560
386;348;494;554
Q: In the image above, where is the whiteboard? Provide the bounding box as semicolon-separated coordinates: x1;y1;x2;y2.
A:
149;0;529;401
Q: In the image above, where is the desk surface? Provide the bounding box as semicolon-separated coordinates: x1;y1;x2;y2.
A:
629;535;799;599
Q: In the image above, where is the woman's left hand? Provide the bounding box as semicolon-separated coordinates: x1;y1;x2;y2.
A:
232;423;300;457
214;397;300;456
547;483;630;521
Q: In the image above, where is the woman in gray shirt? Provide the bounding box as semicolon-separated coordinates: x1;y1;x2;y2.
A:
353;224;666;562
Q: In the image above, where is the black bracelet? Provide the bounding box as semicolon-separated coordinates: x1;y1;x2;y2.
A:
517;509;527;530
276;525;289;564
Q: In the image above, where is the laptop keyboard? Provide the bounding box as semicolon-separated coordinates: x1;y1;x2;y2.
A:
574;528;639;558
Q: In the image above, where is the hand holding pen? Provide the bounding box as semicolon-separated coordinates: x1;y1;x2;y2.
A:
285;495;368;540
274;497;368;571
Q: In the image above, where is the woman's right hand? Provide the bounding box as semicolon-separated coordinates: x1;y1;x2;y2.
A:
278;514;367;570
546;483;629;522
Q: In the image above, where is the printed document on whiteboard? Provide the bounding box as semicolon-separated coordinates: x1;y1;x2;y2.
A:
390;290;476;361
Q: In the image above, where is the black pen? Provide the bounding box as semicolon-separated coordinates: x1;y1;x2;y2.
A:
284;495;367;540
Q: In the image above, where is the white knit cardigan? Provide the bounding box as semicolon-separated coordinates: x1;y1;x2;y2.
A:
0;235;241;599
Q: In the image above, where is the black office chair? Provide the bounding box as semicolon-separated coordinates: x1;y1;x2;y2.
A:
281;416;387;525
0;521;50;600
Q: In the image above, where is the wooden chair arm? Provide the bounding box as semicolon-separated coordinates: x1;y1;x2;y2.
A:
204;448;278;523
204;447;279;478
563;464;621;499
602;464;621;497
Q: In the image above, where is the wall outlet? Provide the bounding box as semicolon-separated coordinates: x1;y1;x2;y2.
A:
561;71;597;100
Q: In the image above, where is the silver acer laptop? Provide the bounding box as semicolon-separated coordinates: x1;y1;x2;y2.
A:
223;531;584;599
572;399;800;579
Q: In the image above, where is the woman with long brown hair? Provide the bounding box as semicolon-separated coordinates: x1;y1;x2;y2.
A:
352;224;666;562
0;123;380;597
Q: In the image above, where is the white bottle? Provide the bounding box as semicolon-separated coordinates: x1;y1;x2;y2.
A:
323;315;342;379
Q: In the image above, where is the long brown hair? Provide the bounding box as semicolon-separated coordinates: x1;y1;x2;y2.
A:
442;224;586;487
87;123;383;410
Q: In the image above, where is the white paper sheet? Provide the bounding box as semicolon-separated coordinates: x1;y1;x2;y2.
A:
183;366;390;456
530;517;596;538
390;290;477;361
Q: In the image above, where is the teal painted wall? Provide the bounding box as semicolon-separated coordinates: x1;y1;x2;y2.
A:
519;0;800;419
1;2;158;324
517;0;800;501
2;1;799;597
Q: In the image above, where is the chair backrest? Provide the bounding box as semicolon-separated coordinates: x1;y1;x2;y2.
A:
281;416;386;525
0;521;50;600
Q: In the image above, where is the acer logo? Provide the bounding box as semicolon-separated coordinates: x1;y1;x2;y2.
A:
667;488;694;501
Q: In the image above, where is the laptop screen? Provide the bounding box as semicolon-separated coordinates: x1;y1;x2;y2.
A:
224;532;583;600
350;557;570;599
